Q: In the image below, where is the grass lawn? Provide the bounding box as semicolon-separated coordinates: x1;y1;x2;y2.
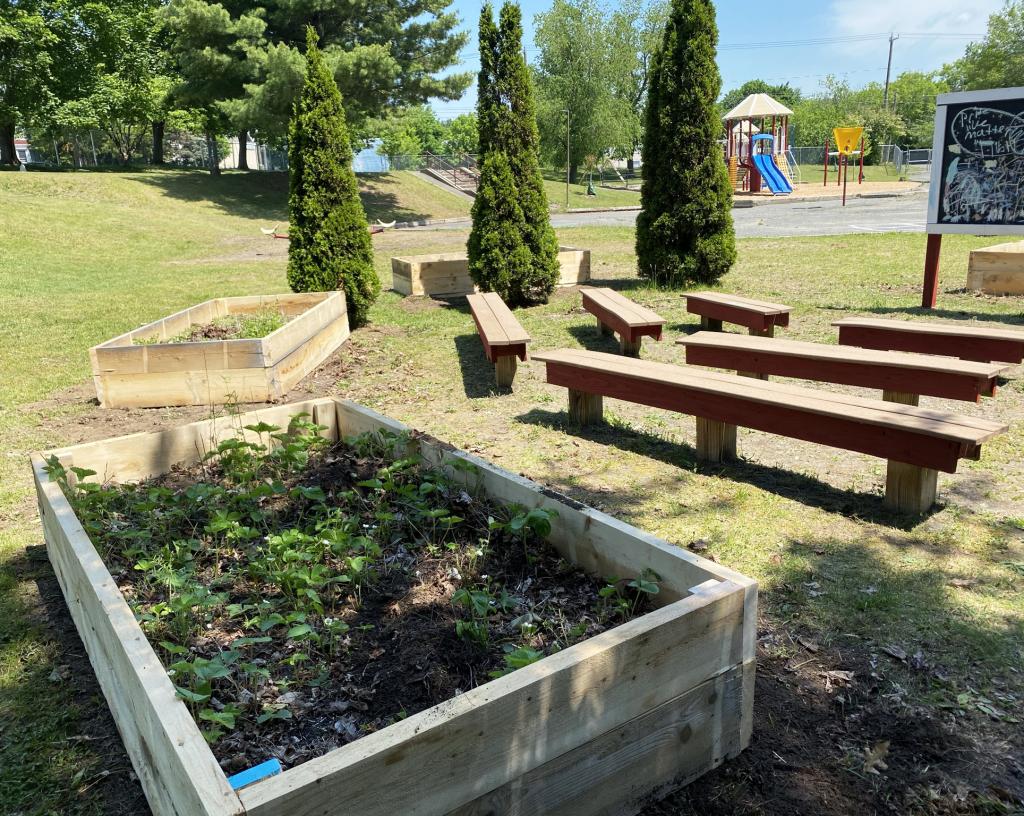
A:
542;171;641;211
795;162;911;184
1;169;1022;814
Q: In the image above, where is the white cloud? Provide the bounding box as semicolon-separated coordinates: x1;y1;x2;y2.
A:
829;0;1001;65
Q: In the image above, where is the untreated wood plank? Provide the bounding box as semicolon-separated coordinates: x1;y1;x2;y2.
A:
239;583;747;816
32;457;244;816
884;460;938;514
495;354;517;388
447;662;750;816
696;417;737;462
569;388;603;424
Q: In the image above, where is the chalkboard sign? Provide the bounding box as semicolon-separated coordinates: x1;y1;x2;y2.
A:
927;87;1024;235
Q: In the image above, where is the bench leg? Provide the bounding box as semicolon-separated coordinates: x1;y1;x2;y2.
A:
568;389;603;425
494;355;517;388
884;461;938;514
882;389;920;406
598;319;614;337
748;326;774;338
695;417;737;462
700;317;723;331
619;335;642;357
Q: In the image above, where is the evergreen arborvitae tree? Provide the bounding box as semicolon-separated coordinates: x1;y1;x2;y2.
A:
287;27;380;327
635;0;735;287
469;152;535;301
467;2;559;306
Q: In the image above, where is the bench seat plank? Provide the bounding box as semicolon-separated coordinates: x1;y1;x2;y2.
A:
678;331;1009;402
580;288;665;356
686;292;792;333
467;293;530;387
833;317;1024;364
532;349;1006;474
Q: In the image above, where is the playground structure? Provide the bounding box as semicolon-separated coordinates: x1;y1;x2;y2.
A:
723;93;793;195
824;127;865;202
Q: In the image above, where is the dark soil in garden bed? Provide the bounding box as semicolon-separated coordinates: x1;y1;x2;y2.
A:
52;419;653;774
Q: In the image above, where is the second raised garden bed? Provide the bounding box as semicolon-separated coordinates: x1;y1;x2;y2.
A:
391;246;591;297
90;292;349;409
33;397;756;816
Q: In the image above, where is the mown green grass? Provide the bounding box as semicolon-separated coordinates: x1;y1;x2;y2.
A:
0;169;1021;813
541;173;641;211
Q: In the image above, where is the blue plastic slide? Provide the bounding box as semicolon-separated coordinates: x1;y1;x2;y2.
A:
752;153;792;195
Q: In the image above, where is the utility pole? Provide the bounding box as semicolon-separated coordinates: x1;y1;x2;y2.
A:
565;109;570;208
883;33;899;108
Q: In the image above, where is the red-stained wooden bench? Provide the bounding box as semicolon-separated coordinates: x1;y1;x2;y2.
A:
580;287;665;357
532;348;1008;514
686;292;792;337
467;292;530;388
833;317;1024;364
677;331;1010;405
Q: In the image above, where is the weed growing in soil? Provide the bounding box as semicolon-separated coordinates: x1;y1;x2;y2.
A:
133;307;287;345
45;416;658;771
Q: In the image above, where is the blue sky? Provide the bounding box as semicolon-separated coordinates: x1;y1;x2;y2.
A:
430;0;1003;119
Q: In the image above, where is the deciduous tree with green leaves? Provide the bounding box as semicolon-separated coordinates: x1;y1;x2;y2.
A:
287;29;379;328
944;1;1024;90
468;2;559;306
635;0;735;286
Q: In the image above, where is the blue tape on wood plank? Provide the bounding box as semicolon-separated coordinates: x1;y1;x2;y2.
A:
227;758;283;791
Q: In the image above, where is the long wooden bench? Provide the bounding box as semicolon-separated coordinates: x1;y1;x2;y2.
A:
466;292;530;387
677;331;1009;405
581;287;665;357
834;317;1024;364
532;349;1008;514
686;292;792;337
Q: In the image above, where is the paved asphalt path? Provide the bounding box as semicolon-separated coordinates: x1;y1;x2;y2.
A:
414;190;930;238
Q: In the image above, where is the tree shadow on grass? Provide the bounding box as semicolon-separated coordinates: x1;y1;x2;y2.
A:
453;333;508;398
357;173;437;223
566;323;622;353
132;169;290;222
650;537;1024;815
514;407;937;529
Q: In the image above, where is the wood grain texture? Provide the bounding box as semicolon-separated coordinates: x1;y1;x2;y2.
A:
32;456;244;816
884;460;938;514
447;662;750;816
679;331;1004;401
686;292;791;332
696;417;737;462
239;583;747;816
833;317;1024;364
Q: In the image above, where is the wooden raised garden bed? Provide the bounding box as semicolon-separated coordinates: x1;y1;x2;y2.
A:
967;240;1024;295
33;397;756;816
391;246;591;296
90;293;349;409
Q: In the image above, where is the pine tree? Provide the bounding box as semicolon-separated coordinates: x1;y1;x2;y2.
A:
635;0;735;287
467;2;559;306
287;27;379;327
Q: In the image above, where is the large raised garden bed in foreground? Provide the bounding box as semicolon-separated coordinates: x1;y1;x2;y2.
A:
391;246;591;297
90;292;349;409
33;397;756;816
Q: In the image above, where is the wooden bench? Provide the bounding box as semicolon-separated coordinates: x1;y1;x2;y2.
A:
581;287;665;357
677;331;1009;405
686;292;792;336
466;292;530;387
532;349;1008;514
834;317;1024;364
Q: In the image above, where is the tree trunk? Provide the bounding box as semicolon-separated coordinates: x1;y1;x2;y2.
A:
237;130;249;170
205;131;221;176
152;121;165;165
626;156;635;172
0;122;18;166
569;163;579;184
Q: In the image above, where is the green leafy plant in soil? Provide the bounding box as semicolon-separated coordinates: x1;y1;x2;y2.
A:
133;308;288;345
45;415;658;773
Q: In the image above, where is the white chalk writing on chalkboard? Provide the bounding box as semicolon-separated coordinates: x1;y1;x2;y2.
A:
939;105;1024;226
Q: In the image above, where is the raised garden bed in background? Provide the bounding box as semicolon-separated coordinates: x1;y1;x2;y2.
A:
89;293;349;409
33;397;756;816
392;246;591;297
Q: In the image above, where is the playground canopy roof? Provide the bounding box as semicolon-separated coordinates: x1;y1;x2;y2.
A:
722;93;794;121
